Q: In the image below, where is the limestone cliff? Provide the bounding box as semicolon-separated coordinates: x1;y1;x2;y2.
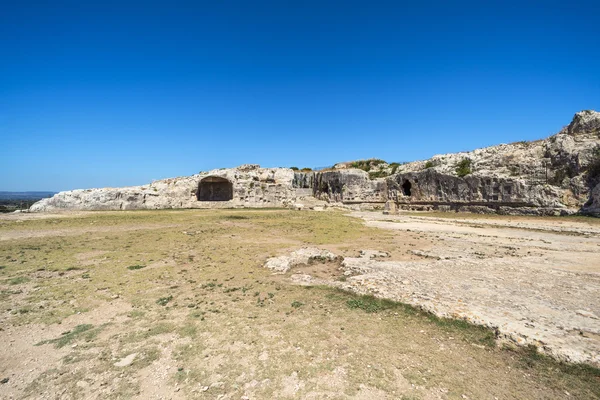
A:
30;110;600;216
30;165;299;212
337;110;600;215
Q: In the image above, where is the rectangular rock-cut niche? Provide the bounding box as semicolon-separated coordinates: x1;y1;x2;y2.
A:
197;176;233;201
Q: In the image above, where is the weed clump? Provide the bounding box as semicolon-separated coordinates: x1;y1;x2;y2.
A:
9;276;29;285
156;296;173;306
346;295;397;313
36;324;103;348
127;265;146;270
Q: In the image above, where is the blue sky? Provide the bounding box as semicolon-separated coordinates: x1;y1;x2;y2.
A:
1;1;599;191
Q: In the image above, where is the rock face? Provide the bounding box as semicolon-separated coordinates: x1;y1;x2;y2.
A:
383;110;600;215
30;165;302;212
30;110;600;216
387;170;569;214
582;183;600;216
563;109;600;136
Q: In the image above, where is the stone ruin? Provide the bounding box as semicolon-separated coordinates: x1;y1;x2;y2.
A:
30;110;600;216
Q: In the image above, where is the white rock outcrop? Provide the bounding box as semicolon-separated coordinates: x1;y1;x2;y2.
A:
30;166;300;212
264;248;337;273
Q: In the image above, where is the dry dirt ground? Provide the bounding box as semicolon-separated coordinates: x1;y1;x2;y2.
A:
0;209;599;400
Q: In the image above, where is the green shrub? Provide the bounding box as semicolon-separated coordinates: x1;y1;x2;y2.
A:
350;160;371;172
455;158;472;177
127;265;145;270
300;167;312;172
424;160;435;169
389;162;401;174
351;159;387;172
290;167;299;171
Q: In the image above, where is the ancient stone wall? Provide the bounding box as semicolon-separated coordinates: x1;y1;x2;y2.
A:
385;170;571;215
311;170;387;203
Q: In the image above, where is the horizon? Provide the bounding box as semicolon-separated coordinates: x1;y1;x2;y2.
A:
2;1;599;192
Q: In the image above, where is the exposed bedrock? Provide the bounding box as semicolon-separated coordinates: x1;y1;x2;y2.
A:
388;170;570;213
312;170;386;203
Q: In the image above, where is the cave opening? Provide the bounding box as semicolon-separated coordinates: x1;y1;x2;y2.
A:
197;176;233;201
402;180;412;196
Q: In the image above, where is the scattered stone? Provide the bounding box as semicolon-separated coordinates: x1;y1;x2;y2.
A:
264;248;336;273
114;353;137;367
359;250;390;259
290;274;314;285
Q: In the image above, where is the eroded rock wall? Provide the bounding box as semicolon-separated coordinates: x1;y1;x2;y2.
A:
387;170;570;214
582;183;600;217
312;170;387;203
30;165;301;212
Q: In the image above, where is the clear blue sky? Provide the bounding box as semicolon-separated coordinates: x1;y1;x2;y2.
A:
1;1;599;191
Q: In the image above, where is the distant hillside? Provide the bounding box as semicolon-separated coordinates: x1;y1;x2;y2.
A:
0;192;56;213
0;191;56;201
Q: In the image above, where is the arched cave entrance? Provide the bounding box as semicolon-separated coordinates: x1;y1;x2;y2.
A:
402;180;412;196
197;176;233;201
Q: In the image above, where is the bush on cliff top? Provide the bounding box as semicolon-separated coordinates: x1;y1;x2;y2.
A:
455;158;472;177
350;159;386;172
